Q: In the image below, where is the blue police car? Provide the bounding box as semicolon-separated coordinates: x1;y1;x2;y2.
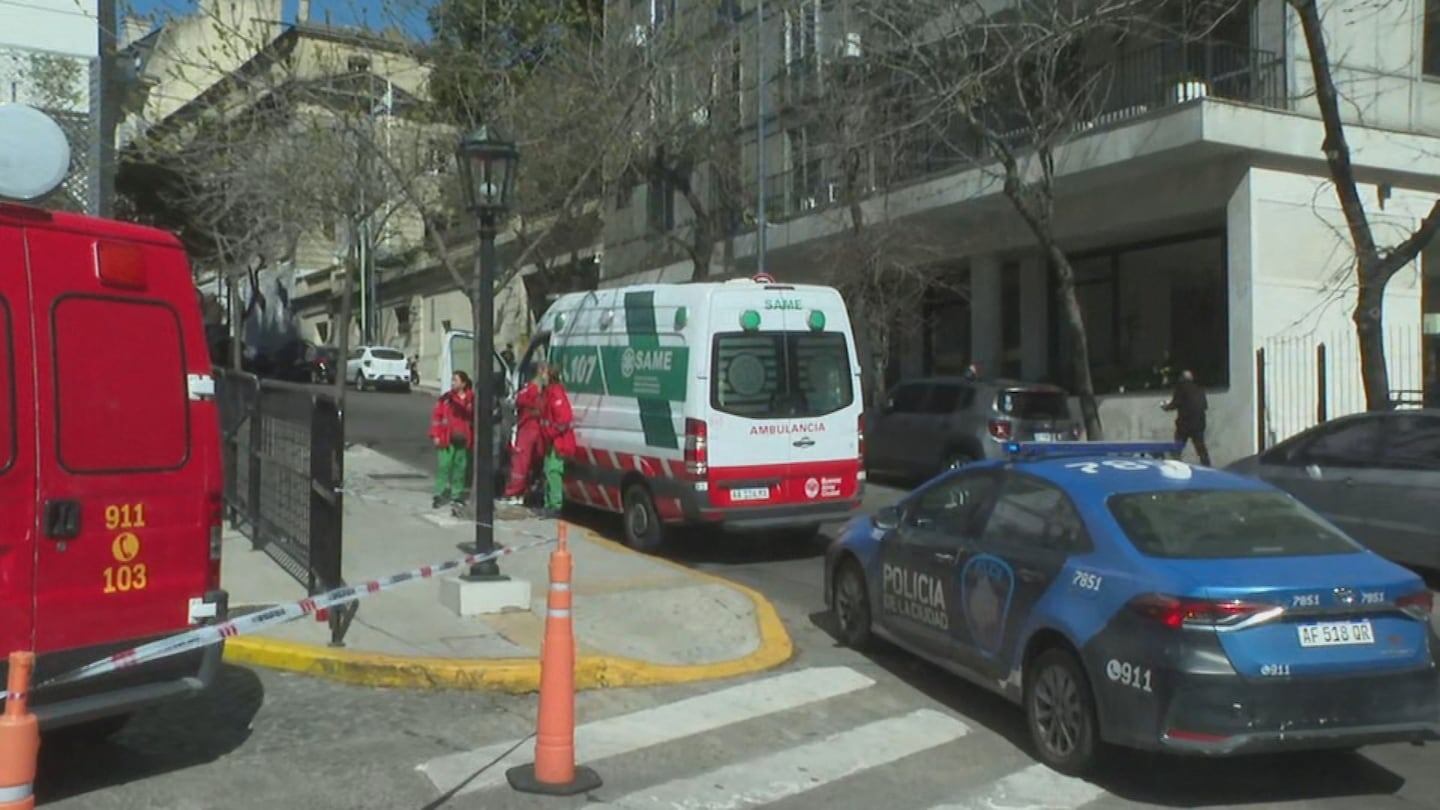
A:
825;442;1440;774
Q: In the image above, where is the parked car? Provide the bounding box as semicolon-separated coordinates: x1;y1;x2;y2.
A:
347;345;411;392
1228;409;1440;574
865;377;1080;481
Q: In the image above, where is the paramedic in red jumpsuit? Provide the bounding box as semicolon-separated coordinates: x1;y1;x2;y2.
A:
501;365;545;504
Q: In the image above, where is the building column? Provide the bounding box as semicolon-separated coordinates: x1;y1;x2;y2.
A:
970;255;1002;375
1020;255;1048;381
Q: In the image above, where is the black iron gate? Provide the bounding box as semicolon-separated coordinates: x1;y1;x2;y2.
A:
217;370;355;644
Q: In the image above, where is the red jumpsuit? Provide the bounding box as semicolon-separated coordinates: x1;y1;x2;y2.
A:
504;380;544;498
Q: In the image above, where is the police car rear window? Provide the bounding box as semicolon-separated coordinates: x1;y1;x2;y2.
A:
712;332;852;419
1109;490;1359;559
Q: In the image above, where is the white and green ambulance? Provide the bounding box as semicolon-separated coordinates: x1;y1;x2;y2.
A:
520;274;865;550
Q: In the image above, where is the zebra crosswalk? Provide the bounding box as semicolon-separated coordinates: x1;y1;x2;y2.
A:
415;665;1112;810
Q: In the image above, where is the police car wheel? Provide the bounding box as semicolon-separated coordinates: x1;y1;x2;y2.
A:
1025;649;1100;775
833;561;872;649
623;485;664;552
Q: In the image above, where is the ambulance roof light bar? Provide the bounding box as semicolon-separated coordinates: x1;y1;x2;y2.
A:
1004;441;1183;461
0;104;71;204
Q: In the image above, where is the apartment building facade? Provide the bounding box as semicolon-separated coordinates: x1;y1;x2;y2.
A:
602;0;1440;464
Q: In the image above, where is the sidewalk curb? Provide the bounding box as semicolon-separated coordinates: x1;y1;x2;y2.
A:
222;525;793;692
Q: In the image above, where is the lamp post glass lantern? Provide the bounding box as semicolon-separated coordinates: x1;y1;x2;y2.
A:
456;125;518;580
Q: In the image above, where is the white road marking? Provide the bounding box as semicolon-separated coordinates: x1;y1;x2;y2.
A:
601;709;971;809
928;763;1106;810
417;666;876;796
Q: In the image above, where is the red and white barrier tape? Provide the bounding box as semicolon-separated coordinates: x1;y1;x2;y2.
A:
33;533;557;690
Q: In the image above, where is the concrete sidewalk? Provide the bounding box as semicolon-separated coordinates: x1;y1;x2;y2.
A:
219;445;790;691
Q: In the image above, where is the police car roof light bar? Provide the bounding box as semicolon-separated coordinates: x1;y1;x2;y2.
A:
1004;441;1183;460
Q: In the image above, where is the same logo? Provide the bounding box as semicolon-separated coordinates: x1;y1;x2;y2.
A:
620;347;636;378
804;478;821;499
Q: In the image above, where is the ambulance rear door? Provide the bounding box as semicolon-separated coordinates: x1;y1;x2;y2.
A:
0;216;36;658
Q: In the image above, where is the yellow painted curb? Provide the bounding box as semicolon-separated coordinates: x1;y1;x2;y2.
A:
222;524;793;692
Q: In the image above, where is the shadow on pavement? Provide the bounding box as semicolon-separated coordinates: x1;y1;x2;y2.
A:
36;664;263;803
806;611;1407;808
553;502;833;566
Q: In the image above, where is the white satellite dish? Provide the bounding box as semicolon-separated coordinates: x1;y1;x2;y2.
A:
0;104;72;202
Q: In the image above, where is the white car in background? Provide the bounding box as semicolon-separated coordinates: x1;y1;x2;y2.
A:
347;346;411;392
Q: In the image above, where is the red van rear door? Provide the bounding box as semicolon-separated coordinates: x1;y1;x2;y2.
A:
26;226;211;654
0;221;36;657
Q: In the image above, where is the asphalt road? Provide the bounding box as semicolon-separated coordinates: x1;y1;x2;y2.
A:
42;387;1440;810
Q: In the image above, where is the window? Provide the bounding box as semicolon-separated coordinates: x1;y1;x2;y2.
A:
711;331;854;418
370;348;405;360
910;472;998;537
1426;0;1440;77
647;174;675;233
980;475;1088;552
1052;232;1228;393
1382;414;1440;471
886;382;928;414
0;298;13;474
996;389;1070;420
1293;417;1384;468
1110;490;1359;559
54;298;188;472
926;383;972;414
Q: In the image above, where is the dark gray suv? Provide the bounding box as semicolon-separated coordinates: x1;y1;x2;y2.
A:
865;377;1080;481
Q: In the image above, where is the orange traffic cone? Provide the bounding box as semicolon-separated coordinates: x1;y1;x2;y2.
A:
507;522;602;796
0;652;39;810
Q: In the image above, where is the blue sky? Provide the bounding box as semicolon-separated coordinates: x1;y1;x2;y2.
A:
125;0;434;38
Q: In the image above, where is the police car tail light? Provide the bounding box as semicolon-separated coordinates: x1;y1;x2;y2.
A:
987;419;1013;441
684;418;708;477
1128;594;1279;630
1397;591;1433;621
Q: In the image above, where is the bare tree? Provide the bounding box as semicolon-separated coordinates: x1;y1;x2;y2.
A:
1287;0;1440;410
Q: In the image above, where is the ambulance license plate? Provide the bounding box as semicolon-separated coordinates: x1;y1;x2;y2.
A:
730;487;770;502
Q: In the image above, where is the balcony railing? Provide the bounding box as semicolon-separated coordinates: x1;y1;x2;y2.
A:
737;41;1287;226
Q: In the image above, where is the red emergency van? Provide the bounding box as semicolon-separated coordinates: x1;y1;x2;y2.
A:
0;167;227;730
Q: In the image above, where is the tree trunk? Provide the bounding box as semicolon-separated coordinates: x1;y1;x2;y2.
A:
1048;245;1103;440
1354;264;1393;410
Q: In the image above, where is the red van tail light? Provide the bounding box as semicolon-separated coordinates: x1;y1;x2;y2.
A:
95;241;147;290
1397;591;1434;621
988;418;1013;441
207;491;223;589
684;418;708;477
1127;594;1282;630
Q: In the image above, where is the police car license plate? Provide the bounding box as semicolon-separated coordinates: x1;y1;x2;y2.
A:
1298;620;1375;648
730;487;769;502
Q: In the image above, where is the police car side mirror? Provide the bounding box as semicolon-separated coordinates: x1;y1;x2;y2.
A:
873;507;901;532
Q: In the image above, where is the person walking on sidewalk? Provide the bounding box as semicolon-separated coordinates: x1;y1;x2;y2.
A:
430;371;475;508
1161;369;1211;466
539;364;576;518
501;363;546;505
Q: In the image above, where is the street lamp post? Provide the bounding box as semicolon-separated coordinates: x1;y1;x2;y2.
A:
456;125;519;580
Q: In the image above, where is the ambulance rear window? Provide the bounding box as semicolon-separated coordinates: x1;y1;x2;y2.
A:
54;297;189;472
711;331;853;419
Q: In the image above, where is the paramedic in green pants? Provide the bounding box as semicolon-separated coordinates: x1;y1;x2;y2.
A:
429;371;475;508
539;365;576;516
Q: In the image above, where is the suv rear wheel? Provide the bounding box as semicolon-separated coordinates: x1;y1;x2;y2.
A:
1025;648;1102;775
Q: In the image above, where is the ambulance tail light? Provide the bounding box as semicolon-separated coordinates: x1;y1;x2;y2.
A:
988;418;1013;441
857;413;867;482
684;418;708;477
206;490;223;590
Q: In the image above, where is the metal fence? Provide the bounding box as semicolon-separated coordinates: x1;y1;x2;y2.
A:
1256;325;1425;450
0;43;101;214
217;370;354;645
